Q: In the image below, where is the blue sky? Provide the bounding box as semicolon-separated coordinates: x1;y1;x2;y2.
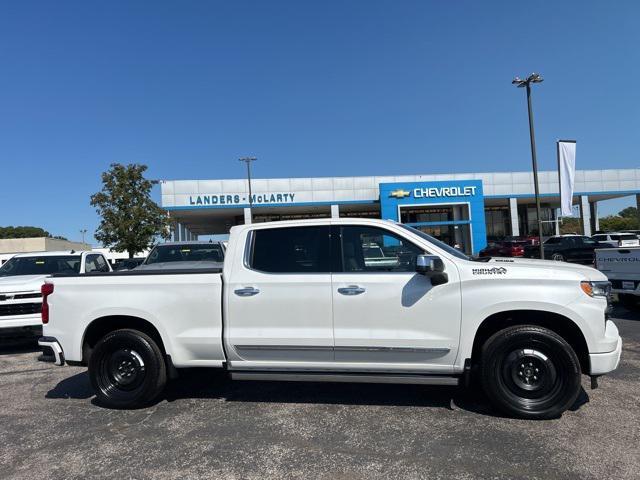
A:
0;1;638;244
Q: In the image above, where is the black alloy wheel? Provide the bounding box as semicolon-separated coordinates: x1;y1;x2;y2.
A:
481;325;582;419
89;329;167;409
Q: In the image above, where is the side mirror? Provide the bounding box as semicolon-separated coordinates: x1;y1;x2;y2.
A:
416;255;445;275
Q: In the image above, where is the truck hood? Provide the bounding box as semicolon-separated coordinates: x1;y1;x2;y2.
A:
484;257;607;281
0;274;49;292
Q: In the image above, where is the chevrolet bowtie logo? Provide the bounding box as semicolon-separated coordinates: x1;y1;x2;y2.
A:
389;189;411;198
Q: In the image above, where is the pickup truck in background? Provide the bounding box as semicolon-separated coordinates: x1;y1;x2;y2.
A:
135;241;225;271
38;219;621;419
595;247;640;308
0;250;111;336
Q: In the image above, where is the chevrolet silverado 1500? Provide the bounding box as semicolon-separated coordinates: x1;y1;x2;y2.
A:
38;219;622;419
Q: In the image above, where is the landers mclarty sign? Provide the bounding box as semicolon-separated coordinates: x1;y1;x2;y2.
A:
189;193;296;206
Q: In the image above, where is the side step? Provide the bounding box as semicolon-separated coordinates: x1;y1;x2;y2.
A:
230;371;459;386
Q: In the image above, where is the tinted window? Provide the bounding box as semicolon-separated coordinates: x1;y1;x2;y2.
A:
145;244;225;264
340;226;424;273
544;237;560;245
250;226;331;273
592;235;606;241
0;255;81;276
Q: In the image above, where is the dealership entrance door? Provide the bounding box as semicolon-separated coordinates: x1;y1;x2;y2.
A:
399;204;473;254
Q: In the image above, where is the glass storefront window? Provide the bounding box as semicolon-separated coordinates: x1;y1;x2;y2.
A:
484;207;510;240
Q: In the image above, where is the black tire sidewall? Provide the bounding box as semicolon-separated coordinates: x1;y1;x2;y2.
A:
481;326;582;419
89;329;167;409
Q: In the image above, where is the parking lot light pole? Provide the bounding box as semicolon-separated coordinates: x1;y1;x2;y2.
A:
80;229;87;244
512;73;545;259
239;157;257;219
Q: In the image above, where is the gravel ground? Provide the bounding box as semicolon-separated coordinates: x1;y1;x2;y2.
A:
1;308;638;480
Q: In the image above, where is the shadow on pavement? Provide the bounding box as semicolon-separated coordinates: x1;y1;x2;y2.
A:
0;336;39;356
46;371;94;400
44;366;592;418
611;305;640;321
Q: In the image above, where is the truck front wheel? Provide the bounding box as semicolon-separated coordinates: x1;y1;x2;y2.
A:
481;325;581;419
89;329;167;409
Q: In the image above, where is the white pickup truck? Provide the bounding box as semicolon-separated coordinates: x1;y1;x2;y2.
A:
38;219;622;419
0;250;111;335
595;247;640;308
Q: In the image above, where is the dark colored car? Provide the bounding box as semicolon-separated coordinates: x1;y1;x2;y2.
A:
479;240;527;257
523;235;607;264
113;258;145;271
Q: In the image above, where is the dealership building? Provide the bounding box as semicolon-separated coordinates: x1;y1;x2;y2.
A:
161;168;640;255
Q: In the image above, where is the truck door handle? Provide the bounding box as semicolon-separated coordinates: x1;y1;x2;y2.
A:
234;287;260;297
338;285;366;296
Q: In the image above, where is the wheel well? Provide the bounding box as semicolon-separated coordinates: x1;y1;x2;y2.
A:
471;310;590;373
82;315;166;364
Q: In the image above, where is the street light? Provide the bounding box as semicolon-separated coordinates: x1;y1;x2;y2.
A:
239;157;257;221
80;229;87;244
512;73;545;259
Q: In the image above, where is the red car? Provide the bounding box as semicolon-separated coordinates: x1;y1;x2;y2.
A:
479;240;527;257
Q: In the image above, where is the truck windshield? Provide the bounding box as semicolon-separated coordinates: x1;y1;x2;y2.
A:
398;224;470;261
145;244;224;264
0;256;82;276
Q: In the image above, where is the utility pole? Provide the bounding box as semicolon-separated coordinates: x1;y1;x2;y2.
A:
512;73;545;259
239;157;257;220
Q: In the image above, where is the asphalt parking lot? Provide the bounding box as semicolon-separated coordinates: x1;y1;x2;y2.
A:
1;309;638;480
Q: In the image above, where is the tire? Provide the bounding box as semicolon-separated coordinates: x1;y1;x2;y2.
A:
618;294;639;309
89;329;167;409
481;325;581;419
551;253;565;262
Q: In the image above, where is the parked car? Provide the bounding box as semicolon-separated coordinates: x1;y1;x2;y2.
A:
113;258;145;271
136;241;225;270
0;250;111;335
38;218;621;419
479;240;527;257
595;246;640;308
591;232;640;248
524;235;608;264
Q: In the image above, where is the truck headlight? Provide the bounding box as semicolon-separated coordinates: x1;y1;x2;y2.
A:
580;281;611;298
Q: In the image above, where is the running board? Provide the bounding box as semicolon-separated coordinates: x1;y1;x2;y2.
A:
230;371;459;386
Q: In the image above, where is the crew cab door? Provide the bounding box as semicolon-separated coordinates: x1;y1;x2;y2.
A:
224;225;334;366
331;225;461;371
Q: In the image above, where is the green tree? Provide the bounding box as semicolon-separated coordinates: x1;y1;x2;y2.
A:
618;206;638;219
0;226;67;239
599;215;639;232
90;163;170;258
559;217;581;235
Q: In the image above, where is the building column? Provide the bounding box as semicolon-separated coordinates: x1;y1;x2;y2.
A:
508;198;520;238
580;195;592;237
331;204;340;218
590;202;599;233
244;208;252;225
175;223;182;241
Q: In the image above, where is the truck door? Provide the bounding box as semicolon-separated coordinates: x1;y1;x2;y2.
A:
225;225;334;366
331;224;461;371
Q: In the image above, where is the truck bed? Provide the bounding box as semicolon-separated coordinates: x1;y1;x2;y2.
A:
46;268;225;367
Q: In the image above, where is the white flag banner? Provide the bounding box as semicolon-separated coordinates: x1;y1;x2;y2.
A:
558;140;576;216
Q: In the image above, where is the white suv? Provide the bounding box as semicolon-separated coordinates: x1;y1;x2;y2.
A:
591;232;640;248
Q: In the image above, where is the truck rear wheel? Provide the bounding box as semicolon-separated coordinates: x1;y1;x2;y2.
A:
481;325;581;419
89;329;167;409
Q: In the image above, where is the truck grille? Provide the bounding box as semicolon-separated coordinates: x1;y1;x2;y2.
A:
0;302;42;317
